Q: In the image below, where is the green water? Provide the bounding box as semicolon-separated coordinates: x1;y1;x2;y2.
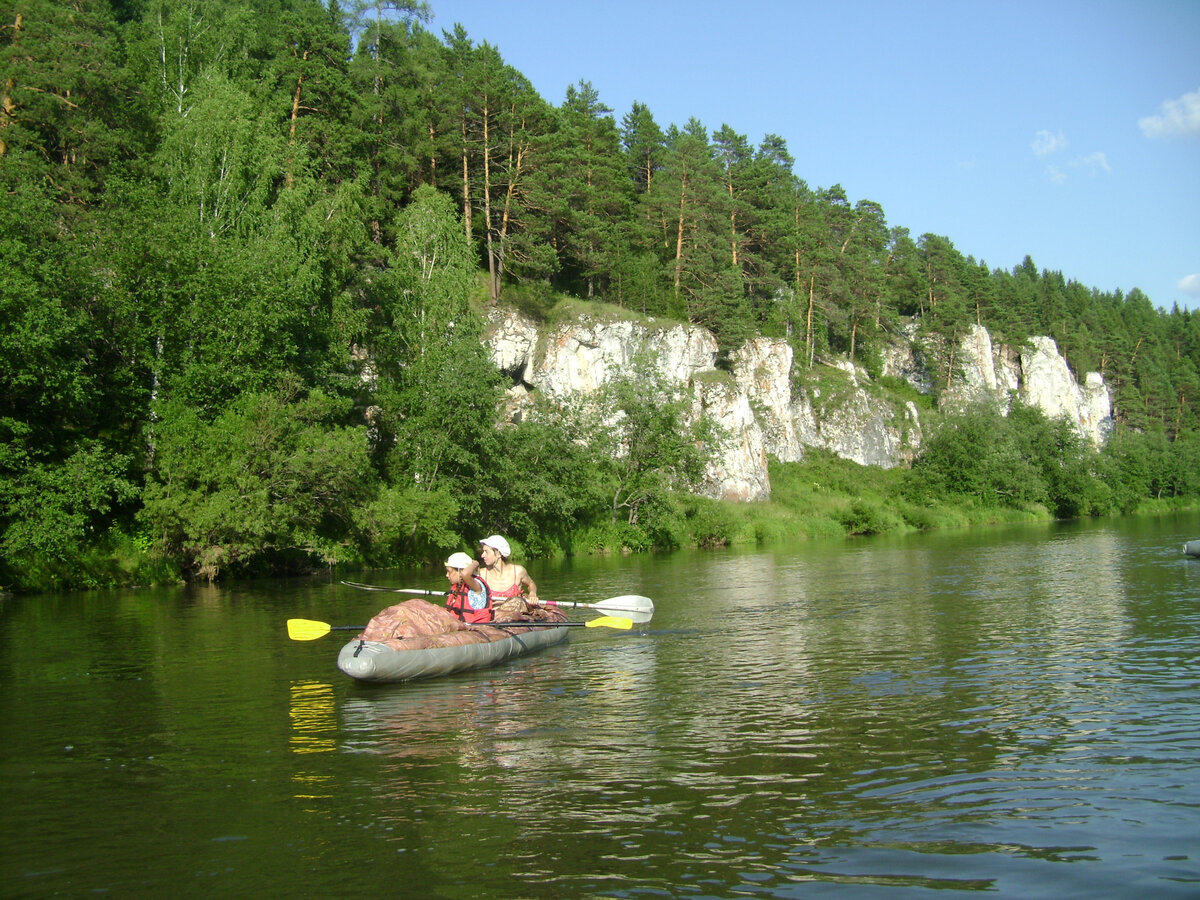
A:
3;515;1199;898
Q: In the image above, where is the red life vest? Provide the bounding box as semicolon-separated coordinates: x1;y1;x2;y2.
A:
446;580;493;623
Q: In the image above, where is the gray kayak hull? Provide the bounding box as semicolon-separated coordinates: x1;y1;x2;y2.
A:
336;625;569;683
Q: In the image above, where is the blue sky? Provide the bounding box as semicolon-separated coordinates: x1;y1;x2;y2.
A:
427;0;1200;312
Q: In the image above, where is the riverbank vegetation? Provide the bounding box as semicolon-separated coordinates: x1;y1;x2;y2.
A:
4;0;1200;592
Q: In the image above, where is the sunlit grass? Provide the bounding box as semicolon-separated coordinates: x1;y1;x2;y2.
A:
675;451;1057;550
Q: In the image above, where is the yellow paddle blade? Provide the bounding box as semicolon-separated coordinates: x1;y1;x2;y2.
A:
586;615;634;630
287;618;333;641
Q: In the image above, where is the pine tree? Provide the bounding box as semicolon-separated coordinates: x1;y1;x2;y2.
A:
621;100;665;195
346;2;432;244
445;38;546;300
641;119;744;349
532;80;631;299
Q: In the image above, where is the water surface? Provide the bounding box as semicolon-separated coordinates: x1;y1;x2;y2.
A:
3;515;1199;897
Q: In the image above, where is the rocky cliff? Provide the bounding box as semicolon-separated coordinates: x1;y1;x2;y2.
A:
482;307;1113;502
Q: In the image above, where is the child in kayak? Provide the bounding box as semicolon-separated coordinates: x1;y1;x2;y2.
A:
444;551;493;624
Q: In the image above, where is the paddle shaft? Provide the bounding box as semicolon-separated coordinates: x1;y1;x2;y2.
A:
341;582;442;595
341;582;653;617
313;622;583;632
304;618;603;630
480;620;595;628
288;612;631;641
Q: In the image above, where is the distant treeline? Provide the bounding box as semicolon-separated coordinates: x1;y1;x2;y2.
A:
2;0;1198;591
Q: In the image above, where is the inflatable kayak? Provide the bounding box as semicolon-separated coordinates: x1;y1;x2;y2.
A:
337;623;569;683
335;599;570;684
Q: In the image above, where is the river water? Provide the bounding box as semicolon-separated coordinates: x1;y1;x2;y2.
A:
3;514;1199;898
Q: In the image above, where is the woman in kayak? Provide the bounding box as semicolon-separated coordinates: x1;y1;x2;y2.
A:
478;534;538;616
444;551;493;624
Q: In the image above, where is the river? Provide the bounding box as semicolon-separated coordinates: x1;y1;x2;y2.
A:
3;514;1199;898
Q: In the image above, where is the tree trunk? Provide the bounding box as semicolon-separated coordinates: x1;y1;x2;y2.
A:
0;74;13;157
1;13;23;156
806;273;815;366
481;98;498;302
427;121;437;187
285;48;310;187
729;178;738;268
460;113;471;245
495;114;529;302
673;172;687;298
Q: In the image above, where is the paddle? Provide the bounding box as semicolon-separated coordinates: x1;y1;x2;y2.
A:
540;594;654;620
340;582;654;620
286;614;633;641
288;619;366;641
341;581;442;595
484;615;634;630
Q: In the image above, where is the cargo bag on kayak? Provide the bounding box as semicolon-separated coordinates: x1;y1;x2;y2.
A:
357;600;466;644
353;598;568;651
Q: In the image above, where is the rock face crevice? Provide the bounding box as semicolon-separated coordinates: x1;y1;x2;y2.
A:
481;308;1114;502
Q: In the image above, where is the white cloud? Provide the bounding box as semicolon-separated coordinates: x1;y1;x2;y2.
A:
1045;164;1067;184
1032;129;1068;156
1071;151;1111;175
1139;88;1200;139
1179;274;1200;299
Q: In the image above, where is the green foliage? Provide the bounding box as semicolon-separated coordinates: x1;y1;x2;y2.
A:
352;482;460;567
140;386;374;580
909;405;1038;508
0;442;140;590
0;182;93;451
478;420;608;557
1096;427;1200;513
6;0;1200;591
877;375;937;412
839;498;904;536
522;80;632;300
682;497;742;548
154;75;285;240
591;353;719;531
906;401;1124;519
0;0;144;202
367;184;504;528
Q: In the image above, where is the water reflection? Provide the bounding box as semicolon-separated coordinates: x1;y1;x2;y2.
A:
289;679;337;811
289;681;337;755
507;524;1200;896
9;518;1200;897
337;645;581;763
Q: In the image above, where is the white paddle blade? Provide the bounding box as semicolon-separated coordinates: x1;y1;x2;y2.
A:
595;594;654;613
591;594;654;623
542;595;654;623
547;595;657;619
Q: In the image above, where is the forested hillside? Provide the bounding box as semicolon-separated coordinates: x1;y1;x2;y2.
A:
3;0;1199;591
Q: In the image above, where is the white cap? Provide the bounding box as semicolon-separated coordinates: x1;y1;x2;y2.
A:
479;535;511;557
445;551;473;569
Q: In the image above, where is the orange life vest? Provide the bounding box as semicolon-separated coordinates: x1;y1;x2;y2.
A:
446;580;493;624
